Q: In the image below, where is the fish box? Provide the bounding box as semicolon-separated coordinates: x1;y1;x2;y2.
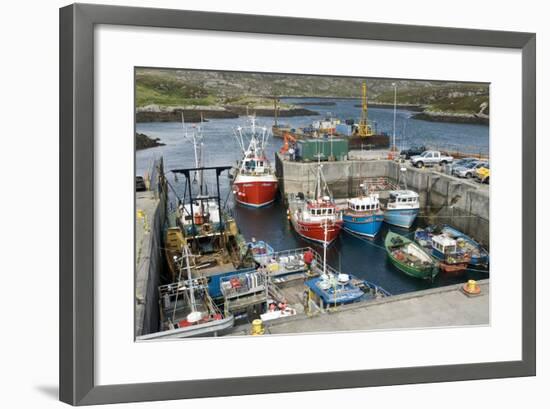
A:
296;138;349;161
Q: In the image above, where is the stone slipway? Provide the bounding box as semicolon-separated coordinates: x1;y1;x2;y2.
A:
264;280;489;335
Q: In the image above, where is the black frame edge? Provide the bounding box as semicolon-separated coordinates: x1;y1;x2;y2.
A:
59;4;75;405
521;35;536;375
59;3;537;405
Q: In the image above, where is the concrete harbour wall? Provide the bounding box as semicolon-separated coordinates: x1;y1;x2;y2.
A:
275;154;489;246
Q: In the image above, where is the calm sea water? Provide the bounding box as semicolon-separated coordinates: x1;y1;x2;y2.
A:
136;98;489;294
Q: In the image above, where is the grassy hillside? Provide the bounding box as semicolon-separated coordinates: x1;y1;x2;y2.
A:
135;69;489;115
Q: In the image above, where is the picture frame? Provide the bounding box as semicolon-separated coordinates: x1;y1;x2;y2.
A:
59;3;536;405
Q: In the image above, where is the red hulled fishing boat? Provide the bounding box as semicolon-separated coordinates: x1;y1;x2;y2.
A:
232;116;278;207
287;164;343;245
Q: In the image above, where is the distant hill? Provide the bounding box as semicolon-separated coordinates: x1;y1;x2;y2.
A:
135;68;489;119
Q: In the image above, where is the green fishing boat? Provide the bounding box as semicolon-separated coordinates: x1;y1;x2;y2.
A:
385;231;438;280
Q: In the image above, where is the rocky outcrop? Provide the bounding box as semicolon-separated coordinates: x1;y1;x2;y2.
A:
136;133;165;150
411;112;489;125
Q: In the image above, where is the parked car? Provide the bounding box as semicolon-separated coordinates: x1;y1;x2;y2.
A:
400;145;427;159
475;164;490;184
449;157;478;173
136;176;147;191
452;161;489;178
410;151;453;168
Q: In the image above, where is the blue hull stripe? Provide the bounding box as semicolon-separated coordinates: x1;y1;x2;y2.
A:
343;214;383;237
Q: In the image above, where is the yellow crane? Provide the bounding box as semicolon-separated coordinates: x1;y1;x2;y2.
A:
356;82;374;138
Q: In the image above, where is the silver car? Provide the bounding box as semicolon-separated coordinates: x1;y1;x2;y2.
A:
452;161;489;178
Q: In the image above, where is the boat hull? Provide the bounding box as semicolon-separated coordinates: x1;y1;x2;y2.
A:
233;177;278;208
305;276;364;305
343;213;384;238
439;262;468;275
384;208;419;228
385;231;438;280
388;256;436;280
290;218;343;244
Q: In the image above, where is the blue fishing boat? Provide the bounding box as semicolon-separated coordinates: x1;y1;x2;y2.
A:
246;239;274;265
414;229;471;275
415;225;489;268
383;167;419;229
305;273;366;305
343;184;384;238
384;190;419;228
440;225;489;267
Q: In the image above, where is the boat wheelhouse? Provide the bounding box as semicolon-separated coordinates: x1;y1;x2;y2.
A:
431;234;471;274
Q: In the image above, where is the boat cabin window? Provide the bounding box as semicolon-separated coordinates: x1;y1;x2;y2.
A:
312;207;333;215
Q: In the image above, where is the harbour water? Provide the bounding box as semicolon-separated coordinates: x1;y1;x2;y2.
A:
136;98;489;295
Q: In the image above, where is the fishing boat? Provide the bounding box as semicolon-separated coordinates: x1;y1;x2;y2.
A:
384;167;419;228
140;245;235;340
385;231;438;280
439;225;489;267
287;163;343;245
343;182;384;238
166;116;255;284
304;220;371;306
232;116;278;207
246;239;274;266
429;234;471;274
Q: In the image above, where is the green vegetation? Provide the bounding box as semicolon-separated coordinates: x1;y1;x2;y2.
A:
136;72;217;106
135;69;489;115
376;85;489;114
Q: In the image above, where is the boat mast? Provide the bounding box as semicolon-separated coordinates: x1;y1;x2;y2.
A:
323;216;328;276
172;246;197;323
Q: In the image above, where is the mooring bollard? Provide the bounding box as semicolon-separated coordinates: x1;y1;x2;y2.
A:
251;319;265;336
462;279;481;295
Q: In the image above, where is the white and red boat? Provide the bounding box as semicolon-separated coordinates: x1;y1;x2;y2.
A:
232;116;278;207
287;164;343;245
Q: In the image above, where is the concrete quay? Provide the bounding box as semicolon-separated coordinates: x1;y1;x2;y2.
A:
264;280;489;335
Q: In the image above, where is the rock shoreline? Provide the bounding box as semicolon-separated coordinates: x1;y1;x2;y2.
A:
136;133;165;150
136;105;318;123
411;112;489;125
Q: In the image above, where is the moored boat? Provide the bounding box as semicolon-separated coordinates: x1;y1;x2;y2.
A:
142;245;235;340
287;163;343;245
343;183;384;238
430;234;471;275
383;167;419;228
232;116;278;207
384;190;420;228
385;231;438;280
246;239;274;266
440;225;489;267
